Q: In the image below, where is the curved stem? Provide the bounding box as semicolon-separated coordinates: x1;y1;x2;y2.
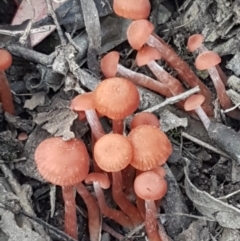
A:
85;109;105;140
117;64;172;97
147;34;213;116
145;200;162;241
208;67;240;120
75;183;101;241
62;186;77;239
112;171;143;226
0;71;15;115
147;61;185;96
93;182;133;228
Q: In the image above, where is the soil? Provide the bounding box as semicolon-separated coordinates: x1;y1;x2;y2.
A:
1;0;240;241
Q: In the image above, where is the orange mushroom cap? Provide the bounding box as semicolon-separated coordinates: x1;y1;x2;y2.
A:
127;20;154;50
136;46;161;67
128;125;172;171
195;51;221;70
100;51;120;78
113;0;151;20
131;112;160;129
94;77;140;120
85;173;111;189
34;137;89;186
94;133;133;172
187;34;204;52
134;171;167;200
184;94;205;111
0;49;12;70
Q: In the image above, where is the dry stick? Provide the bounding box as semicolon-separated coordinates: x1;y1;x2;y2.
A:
181;131;231;159
142;86;200;113
0;164;51;241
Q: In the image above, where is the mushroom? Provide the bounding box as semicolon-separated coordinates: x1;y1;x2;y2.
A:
187;34;227;85
113;0;150;20
70;92;105;139
136;46;185;97
195;51;240;120
34;137;90;239
128;125;172;171
126;20;213;116
0;49;15;115
94;133;143;226
131;112;160;129
100;51;171;97
184;94;211;130
134;171;167;241
94;77;139;134
85;172;133;228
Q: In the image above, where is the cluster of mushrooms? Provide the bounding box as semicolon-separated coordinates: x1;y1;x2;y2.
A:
33;0;240;240
0;0;238;241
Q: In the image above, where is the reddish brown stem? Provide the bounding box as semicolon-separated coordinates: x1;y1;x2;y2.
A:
62;186;78;239
75;183;101;241
147;34;213;116
117;64;171;97
112;119;124;134
112;171;143;226
145;200;162;241
0;71;15;115
93;181;133;228
122;165;135;201
147;61;185;96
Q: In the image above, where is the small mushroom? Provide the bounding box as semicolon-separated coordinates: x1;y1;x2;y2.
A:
134;171;167;241
131;112;160;129
195;51;240;120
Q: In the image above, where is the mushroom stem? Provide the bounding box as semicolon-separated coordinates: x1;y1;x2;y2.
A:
207;67;240;120
117;64;171;97
147;34;213;116
75;182;101;241
0;71;15;115
112;171;143;226
112;119;124;134
93;181;133;228
145;200;162;241
147;60;185;96
85;109;105;139
195;106;211;130
62;186;78;239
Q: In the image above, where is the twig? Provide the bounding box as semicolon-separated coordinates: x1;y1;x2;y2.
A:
217;189;240;200
181;131;231;159
142;86;200;113
45;0;66;45
222;102;240;113
0;164;51;241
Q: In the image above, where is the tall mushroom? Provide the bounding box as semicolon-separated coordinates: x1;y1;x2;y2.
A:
94;133;143;226
34;137;89;239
